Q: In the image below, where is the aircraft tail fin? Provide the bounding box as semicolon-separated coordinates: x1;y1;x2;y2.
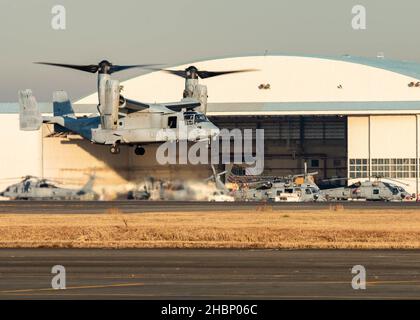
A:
207;165;229;192
18;89;42;131
80;174;95;193
53;91;75;117
53;91;75;133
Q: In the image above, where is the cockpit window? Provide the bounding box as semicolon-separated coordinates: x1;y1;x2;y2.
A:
184;112;208;124
384;182;402;195
39;183;57;188
195;114;207;123
184;114;194;125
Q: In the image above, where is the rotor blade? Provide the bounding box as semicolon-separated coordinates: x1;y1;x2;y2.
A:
210;165;217;177
204;176;213;183
216;171;228;177
109;64;161;74
163;68;257;79
197;69;257;79
35;62;99;73
163;70;187;78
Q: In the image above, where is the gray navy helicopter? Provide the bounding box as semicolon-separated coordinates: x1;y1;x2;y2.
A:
320;177;413;201
207;163;322;202
0;175;98;200
19;61;251;155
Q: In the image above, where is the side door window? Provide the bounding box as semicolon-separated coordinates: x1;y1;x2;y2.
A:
168;116;177;129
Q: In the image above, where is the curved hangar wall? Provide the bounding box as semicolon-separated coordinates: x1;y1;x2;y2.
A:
78;55;420;104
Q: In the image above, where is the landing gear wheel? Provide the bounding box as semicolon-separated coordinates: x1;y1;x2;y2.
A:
110;145;120;154
134;146;145;156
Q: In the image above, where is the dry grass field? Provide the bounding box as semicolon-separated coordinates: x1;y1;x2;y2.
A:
1;207;420;249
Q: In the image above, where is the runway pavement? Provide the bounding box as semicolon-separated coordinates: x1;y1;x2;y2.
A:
0;249;419;299
0;200;419;214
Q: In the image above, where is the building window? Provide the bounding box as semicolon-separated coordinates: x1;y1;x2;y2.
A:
349;158;368;179
372;158;416;179
350;158;417;179
310;159;319;168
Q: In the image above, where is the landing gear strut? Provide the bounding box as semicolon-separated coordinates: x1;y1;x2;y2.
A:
134;146;145;156
110;144;120;154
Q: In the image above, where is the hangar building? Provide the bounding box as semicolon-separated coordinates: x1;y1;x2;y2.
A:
2;55;420;196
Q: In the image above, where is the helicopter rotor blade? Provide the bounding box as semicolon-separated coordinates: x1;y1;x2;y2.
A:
35;61;161;75
197;69;257;79
163;68;257;79
163;70;187;78
109;64;160;74
35;62;99;73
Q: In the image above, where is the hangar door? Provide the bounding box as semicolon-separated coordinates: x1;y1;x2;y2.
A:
211;115;347;182
347;115;419;194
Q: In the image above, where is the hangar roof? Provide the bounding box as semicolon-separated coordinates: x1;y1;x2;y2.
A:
3;55;420;115
77;55;420;105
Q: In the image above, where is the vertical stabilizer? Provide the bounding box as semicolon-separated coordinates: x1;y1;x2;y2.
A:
53;91;75;117
18;89;42;131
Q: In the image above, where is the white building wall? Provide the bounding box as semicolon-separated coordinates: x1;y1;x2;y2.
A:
0;114;42;191
348;116;369;158
348;114;419;195
370;115;416;158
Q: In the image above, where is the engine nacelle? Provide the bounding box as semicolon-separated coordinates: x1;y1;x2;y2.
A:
101;79;120;130
194;84;207;114
184;79;208;114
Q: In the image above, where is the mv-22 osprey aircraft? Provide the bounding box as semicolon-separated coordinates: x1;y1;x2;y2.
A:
19;60;252;155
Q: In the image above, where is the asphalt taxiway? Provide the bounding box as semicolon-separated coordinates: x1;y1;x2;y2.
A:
0;200;419;214
0;249;419;299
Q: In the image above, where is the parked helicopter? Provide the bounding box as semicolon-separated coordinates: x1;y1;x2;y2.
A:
320;177;413;201
19;61;252;155
0;175;98;200
206;163;322;202
266;164;322;202
126;176;218;201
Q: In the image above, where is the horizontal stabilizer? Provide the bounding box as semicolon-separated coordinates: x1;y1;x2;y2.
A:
18;89;42;131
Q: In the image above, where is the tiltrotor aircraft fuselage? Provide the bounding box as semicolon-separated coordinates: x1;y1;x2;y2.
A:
19;61;250;155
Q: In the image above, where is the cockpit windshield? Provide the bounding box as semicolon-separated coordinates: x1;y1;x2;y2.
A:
39;183;57;189
384;182;402;195
195;114;207;123
184;112;208;125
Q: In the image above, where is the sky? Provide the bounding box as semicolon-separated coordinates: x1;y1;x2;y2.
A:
1;0;420;101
